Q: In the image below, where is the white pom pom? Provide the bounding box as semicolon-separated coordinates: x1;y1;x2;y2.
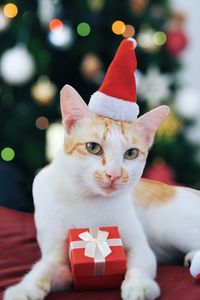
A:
190;251;200;279
0;44;35;85
128;37;137;49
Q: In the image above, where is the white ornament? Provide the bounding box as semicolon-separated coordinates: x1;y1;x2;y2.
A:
87;0;105;12
0;44;35;85
48;24;73;49
190;251;200;278
174;88;200;119
31;76;57;105
137;67;172;106
46;122;64;162
137;28;158;53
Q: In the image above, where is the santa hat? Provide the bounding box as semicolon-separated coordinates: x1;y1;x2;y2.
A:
88;38;139;122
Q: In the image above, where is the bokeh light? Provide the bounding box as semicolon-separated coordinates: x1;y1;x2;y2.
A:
87;0;105;12
0;9;10;31
138;28;159;52
77;22;91;36
3;3;18;19
81;53;102;80
153;31;167;46
157;111;181;140
48;24;73;49
112;20;126;35
36;116;49;130
46;123;64;162
49;18;63;32
1;147;15;161
123;25;135;38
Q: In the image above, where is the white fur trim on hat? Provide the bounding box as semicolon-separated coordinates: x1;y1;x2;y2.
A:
88;91;139;122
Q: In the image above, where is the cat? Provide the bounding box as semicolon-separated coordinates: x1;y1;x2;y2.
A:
4;84;200;300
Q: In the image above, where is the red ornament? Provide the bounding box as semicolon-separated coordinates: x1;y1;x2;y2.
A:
166;29;188;55
144;159;176;185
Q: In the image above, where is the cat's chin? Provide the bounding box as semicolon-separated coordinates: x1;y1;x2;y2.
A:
95;185;125;197
85;180;129;198
100;186;118;195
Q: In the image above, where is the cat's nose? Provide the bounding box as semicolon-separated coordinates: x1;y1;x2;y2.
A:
106;169;121;182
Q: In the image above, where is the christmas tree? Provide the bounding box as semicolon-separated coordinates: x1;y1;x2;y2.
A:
0;0;199;210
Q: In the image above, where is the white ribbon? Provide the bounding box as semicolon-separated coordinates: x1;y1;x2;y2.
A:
78;230;112;259
69;228;123;276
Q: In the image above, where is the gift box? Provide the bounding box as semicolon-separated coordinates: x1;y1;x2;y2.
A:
67;226;127;291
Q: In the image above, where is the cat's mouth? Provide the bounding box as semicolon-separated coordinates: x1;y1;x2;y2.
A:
99;182;120;194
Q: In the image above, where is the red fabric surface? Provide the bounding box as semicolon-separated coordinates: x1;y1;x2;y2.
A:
1;206;200;300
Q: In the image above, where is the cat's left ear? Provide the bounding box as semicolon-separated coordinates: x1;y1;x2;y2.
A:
136;105;170;147
60;85;91;133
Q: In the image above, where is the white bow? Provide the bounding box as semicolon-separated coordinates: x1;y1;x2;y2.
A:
79;230;112;259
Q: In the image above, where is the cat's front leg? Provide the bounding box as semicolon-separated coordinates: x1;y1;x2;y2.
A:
121;246;160;300
3;252;72;300
121;220;160;300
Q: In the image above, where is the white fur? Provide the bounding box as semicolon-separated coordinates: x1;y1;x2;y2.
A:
4;119;158;300
190;251;200;277
89;91;139;122
4;109;200;300
134;187;200;264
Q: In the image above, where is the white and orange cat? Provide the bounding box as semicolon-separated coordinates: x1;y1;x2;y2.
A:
4;85;200;300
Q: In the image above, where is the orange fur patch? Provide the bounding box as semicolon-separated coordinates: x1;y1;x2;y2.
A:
134;178;176;207
120;121;125;135
102;157;106;165
75;147;88;158
102;118;112;141
64;115;149;161
103;128;108;141
93;171;104;182
104;118;112;127
100;117;146;155
121;168;129;182
64;140;87;157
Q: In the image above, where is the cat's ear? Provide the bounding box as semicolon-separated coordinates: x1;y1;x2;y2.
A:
136;105;170;147
60;85;91;133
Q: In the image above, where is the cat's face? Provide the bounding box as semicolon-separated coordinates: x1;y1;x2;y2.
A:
60;85;170;197
64;115;148;197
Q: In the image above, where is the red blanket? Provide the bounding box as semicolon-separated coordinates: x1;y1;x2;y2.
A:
0;206;199;300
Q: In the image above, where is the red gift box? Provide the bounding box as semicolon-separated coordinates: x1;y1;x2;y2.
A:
67;226;127;291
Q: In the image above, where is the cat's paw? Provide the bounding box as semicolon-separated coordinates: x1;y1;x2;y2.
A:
121;278;160;300
184;250;199;267
4;277;50;300
52;265;73;291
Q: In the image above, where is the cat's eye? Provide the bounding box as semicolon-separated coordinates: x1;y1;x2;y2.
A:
86;142;103;155
124;148;139;160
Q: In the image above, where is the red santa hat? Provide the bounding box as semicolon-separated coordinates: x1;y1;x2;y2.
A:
88;38;139;122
